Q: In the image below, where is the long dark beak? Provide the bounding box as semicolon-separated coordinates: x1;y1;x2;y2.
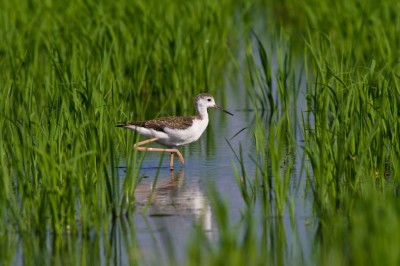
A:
213;105;234;116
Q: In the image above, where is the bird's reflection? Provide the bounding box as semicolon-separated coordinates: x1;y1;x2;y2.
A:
134;169;212;231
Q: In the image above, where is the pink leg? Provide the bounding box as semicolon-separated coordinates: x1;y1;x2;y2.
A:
133;137;160;148
170;153;174;170
133;138;184;169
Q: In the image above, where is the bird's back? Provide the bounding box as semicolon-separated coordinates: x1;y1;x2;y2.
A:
117;115;196;132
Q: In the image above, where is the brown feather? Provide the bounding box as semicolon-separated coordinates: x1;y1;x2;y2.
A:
118;116;195;132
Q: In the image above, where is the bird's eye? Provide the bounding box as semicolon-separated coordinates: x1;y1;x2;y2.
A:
207;98;212;102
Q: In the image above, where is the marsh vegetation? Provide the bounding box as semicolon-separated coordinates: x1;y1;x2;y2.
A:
0;0;399;265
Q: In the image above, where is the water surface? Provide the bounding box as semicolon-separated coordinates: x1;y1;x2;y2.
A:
117;85;316;264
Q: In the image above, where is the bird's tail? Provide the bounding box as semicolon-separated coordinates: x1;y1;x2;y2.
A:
115;121;145;128
115;122;128;128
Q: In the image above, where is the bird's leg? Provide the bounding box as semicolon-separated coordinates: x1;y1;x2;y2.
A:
170;153;174;170
133;138;185;168
133;137;160;148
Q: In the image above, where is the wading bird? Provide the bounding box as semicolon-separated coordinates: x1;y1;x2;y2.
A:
117;93;233;169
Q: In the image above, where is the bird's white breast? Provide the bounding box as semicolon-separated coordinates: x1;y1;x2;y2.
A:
163;117;209;147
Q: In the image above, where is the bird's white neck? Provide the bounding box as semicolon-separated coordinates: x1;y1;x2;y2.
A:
195;105;210;120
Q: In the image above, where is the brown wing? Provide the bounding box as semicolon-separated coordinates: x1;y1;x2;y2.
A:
144;116;194;131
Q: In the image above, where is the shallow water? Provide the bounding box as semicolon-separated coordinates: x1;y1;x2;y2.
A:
6;52;315;266
115;83;316;264
120;104;253;263
9;83;314;266
9;37;314;265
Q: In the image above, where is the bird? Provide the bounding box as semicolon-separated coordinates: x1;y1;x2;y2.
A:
117;93;233;170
